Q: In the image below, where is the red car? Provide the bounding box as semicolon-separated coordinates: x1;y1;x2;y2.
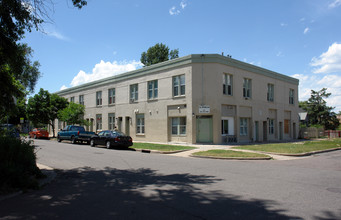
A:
29;128;49;139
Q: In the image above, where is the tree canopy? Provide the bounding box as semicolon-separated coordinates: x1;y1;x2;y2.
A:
299;88;340;130
58;102;87;125
27;89;68;137
140;43;179;66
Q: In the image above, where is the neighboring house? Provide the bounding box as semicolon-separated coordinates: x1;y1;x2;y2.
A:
54;54;299;144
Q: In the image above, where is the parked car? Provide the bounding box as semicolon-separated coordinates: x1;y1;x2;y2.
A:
29;128;49;139
57;125;95;144
0;124;20;139
90;130;133;149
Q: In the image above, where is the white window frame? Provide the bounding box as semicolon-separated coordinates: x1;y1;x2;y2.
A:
108;113;115;130
148;80;158;100
223;74;233;96
173;75;185;97
96;91;102;106
171;117;186;136
130;84;138;102
240;118;248;136
243;78;252;98
267;84;274;102
136;114;145;134
70;96;75;102
108;88;115;105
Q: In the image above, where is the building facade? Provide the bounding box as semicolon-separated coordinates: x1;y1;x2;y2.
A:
55;54;300;144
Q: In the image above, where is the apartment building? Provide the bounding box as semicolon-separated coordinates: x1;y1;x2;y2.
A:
55;54;299;144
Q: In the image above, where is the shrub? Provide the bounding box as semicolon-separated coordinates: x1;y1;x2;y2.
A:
0;136;44;194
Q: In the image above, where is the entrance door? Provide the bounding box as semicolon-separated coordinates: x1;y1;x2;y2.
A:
125;117;130;136
263;121;267;141
118;117;122;132
196;116;213;143
254;121;259;142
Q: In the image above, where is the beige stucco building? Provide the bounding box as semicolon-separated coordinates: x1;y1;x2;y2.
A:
55;54;299;144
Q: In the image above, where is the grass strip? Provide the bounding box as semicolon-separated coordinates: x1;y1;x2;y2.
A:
132;142;196;152
234;139;341;154
192;149;270;158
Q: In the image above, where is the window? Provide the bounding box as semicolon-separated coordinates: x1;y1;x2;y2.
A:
96;114;102;131
108;113;115;130
223;74;233;95
284;119;290;134
289;89;294;104
108;88;115;105
79;95;84;105
221;120;229;135
171;117;186;135
136;114;145;134
269;119;274;135
148;80;158;100
267;84;274;102
130;84;138;102
173;75;185;97
240;118;248;136
243;78;252;98
70;97;75;102
96;91;102;106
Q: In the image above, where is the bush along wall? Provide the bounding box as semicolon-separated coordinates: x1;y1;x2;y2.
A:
0;136;44;194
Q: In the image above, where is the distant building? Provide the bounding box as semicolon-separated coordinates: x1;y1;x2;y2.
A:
54;54;299;144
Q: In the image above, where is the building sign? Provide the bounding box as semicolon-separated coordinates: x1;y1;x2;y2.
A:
199;105;210;113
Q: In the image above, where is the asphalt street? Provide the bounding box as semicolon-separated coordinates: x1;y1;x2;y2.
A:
0;139;340;219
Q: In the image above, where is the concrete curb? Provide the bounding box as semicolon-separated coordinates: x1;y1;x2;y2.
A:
132;148;193;154
254;147;341;157
190;155;272;160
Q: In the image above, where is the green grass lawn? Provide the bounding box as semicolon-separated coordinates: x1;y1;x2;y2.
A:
234;138;341;154
192;149;271;158
132;142;196;152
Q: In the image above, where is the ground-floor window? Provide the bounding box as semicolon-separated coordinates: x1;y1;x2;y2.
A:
172;117;186;135
284;119;290;134
96;114;102;131
136;114;145;134
269;119;274;135
240;118;248;136
108;113;115;130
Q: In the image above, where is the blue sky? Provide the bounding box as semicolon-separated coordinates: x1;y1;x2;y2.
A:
23;0;341;112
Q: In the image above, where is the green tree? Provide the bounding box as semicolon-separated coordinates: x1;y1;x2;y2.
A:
27;89;68;137
299;88;340;130
140;43;179;66
58;102;87;125
0;0;86;117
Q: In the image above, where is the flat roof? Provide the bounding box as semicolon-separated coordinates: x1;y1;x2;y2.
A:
56;54;299;95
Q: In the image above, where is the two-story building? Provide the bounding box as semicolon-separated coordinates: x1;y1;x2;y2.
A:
54;54;299;144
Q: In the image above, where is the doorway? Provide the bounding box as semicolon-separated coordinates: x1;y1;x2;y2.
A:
254;121;259;142
125;117;130;136
196;116;213;143
263;121;267;141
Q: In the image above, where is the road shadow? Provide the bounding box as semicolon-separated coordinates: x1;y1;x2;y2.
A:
0;167;311;219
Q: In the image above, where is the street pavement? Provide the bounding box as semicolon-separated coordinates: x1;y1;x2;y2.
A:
0;139;340;219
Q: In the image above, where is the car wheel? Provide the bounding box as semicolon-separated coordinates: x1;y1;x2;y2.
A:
57;136;61;142
71;136;76;144
34;135;37;139
90;139;95;147
106;141;111;149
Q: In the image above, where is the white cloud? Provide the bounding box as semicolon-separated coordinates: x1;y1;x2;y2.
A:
169;0;187;16
329;0;341;8
303;27;310;34
310;42;341;74
280;23;288;27
70;60;143;87
60;85;68;90
47;30;69;41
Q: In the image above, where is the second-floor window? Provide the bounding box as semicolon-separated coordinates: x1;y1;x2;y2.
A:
70;96;75;102
79;95;84;105
108;88;115;105
96;91;102;106
173;75;185;97
130;84;138;102
289;89;294;104
267;84;274;102
148;80;158;100
243;78;252;98
223;74;233;95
